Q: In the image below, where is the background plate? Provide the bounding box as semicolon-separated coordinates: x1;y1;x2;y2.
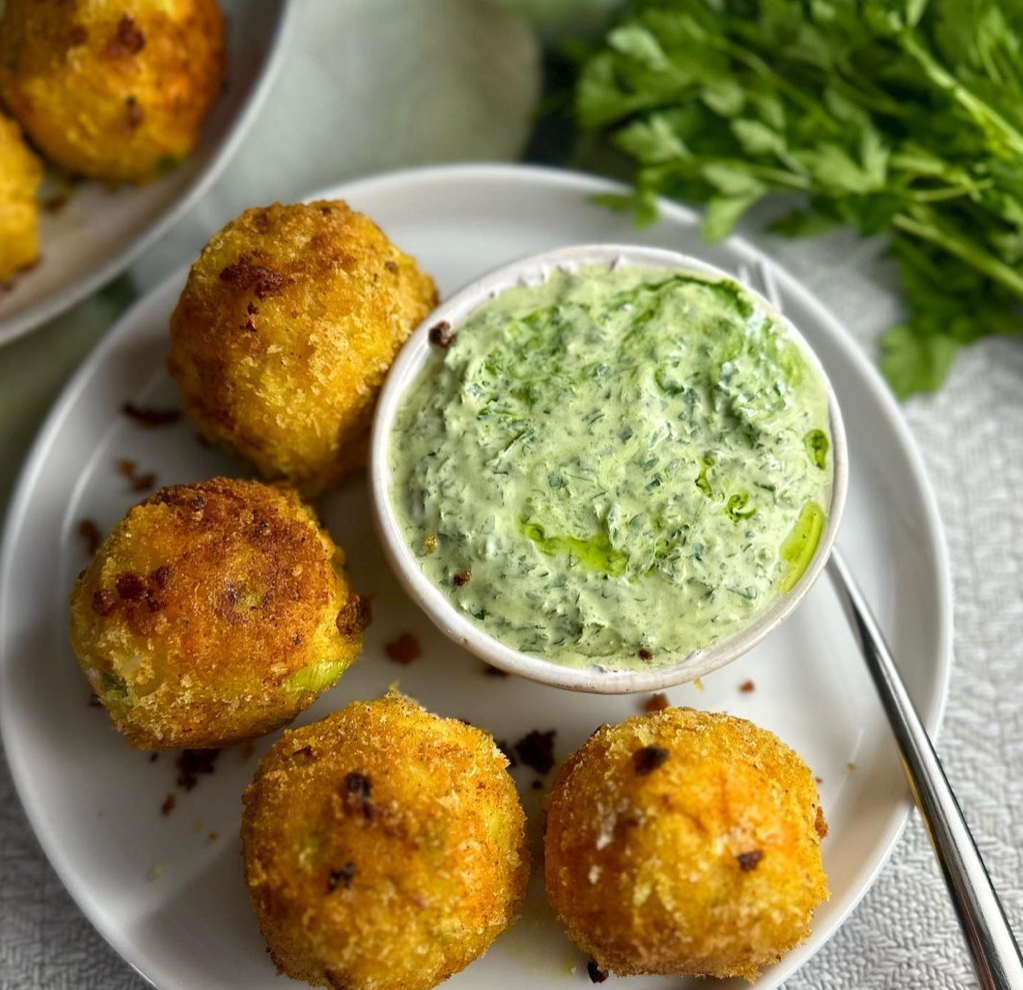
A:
0;0;295;345
0;164;952;990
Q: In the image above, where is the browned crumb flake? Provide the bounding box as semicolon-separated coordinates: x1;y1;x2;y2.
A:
105;15;145;58
737;849;764;871
42;192;71;213
637;647;652;661
632;745;669;776
336;595;372;637
176;749;221;791
384;260;398;273
642;692;669;713
739;679;755;693
124;96;143;132
115;458;157;492
77;519;101;555
115;572;146;601
160;793;176;816
815;805;828;839
121;402;181;428
587;959;608;983
326;861;357;893
218;254;289;300
384;632;421;665
343;771;376;821
428;320;454;348
514;729;556;775
92;589;116;616
452;569;472;587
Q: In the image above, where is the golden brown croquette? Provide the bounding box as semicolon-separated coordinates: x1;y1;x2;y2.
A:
69;477;366;750
168;201;438;496
0;0;225;182
241;694;530;990
0;111;42;281
544;708;828;980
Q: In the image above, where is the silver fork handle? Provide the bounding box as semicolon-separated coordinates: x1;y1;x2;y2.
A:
828;549;1023;990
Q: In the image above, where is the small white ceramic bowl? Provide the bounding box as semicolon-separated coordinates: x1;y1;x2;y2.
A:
369;244;848;694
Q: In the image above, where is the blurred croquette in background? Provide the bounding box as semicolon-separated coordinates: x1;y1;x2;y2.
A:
0;0;225;183
0;110;41;281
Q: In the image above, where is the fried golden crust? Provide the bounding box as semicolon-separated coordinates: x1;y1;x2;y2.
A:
168;201;438;496
241;695;530;990
544;708;828;981
0;0;225;182
0;110;41;280
69;477;364;749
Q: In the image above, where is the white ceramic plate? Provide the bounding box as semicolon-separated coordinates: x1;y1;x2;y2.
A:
0;0;296;346
0;164;952;990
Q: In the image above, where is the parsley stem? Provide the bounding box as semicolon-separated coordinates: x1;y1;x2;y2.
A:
893;206;1023;301
653;157;811;191
899;32;1023;161
909;179;994;203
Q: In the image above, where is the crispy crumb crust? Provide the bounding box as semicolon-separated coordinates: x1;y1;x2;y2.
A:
69;477;364;749
0;0;225;182
544;707;828;981
0;111;41;280
168;200;438;496
241;694;530;990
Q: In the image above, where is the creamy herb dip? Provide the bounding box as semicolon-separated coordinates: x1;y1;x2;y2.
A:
389;265;832;670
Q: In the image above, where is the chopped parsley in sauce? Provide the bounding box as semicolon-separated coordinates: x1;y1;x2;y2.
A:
390;265;832;670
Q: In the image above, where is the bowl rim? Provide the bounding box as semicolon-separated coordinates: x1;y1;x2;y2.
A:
369;243;849;694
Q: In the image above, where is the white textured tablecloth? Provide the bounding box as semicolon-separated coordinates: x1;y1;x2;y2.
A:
2;2;1021;988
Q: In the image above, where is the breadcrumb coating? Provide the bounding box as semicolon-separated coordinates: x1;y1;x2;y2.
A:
544;707;828;980
169;200;438;495
69;477;365;749
0;0;225;182
242;694;530;990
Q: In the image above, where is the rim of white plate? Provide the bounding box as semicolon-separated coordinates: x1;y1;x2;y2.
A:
0;163;953;990
369;242;849;693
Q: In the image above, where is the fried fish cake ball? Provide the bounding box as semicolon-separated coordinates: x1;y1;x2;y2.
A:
168;201;438;496
242;694;530;990
0;0;225;182
69;477;367;750
0;111;41;281
545;708;828;981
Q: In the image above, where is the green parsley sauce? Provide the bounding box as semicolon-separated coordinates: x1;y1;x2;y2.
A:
390;265;832;670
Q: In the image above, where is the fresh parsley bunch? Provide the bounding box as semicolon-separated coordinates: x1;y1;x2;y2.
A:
575;0;1023;396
